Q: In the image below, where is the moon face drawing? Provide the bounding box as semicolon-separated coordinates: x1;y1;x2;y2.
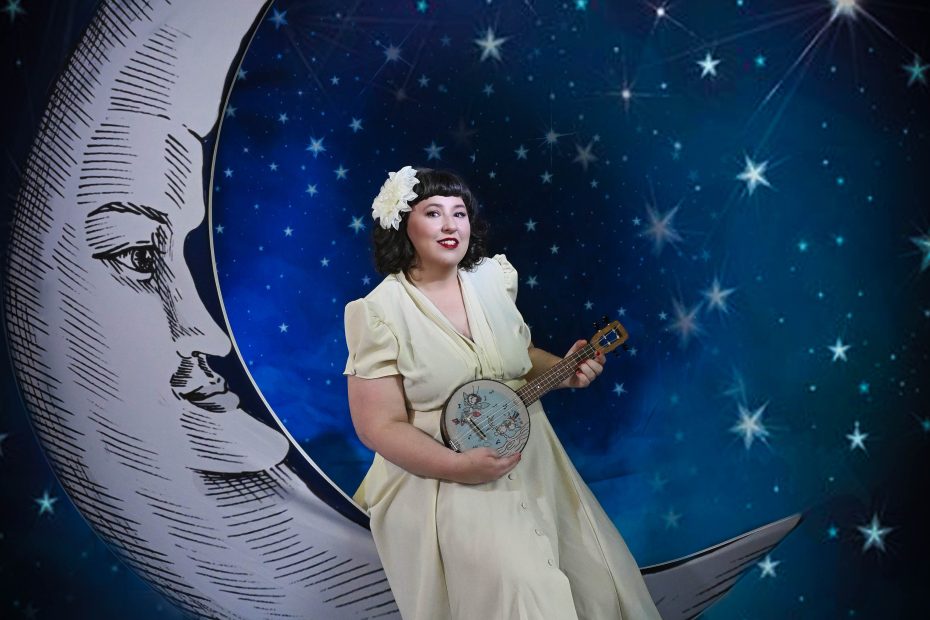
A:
3;1;799;618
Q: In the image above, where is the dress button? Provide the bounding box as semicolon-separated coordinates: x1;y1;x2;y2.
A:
534;528;543;536
520;501;528;510
547;559;554;567
507;473;516;480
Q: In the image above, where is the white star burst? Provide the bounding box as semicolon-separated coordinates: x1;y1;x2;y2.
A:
911;232;930;272
730;402;771;450
643;203;683;255
474;27;508;62
702;277;736;314
736;156;772;196
830;0;859;21
668;298;703;346
857;513;892;553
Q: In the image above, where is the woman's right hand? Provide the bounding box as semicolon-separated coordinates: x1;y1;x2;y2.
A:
450;448;521;485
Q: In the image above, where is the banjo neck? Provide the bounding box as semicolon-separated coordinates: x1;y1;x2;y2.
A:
515;343;599;407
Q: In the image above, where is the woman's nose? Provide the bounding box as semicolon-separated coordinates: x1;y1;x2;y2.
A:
441;214;457;231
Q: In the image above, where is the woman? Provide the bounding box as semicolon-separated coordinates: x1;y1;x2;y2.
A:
344;166;661;619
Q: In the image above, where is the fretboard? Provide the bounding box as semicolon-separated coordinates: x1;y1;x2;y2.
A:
515;343;598;406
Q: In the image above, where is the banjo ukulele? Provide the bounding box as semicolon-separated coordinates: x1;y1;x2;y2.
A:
440;317;630;457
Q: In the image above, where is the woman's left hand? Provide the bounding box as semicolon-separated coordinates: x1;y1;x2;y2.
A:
557;339;605;389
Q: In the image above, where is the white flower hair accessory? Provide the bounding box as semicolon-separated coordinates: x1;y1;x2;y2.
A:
371;165;420;230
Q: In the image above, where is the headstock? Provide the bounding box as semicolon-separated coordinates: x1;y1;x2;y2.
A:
589;315;630;356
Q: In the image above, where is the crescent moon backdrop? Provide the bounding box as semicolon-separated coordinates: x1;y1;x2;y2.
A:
1;1;928;618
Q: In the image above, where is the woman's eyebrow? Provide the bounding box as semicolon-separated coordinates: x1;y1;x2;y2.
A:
424;202;466;209
86;202;170;225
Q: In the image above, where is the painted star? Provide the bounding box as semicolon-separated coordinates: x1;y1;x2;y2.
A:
417;74;430;87
305;184;318;197
482;83;495;96
827;524;839;539
662;508;682;529
278;322;289;333
416;0;429;13
225;105;237;118
736;156;772;195
524;219;537;232
668;298;703;346
474;27;508;62
283;226;294;237
550;244;559;254
650;472;668;492
643;203;683;255
857;514;892;553
526;275;539;289
215;224;224;234
349;216;366;234
846;420;868;451
349;118;363;132
515;145;529;160
424;141;445;161
828;338;851;362
612;383;627;396
306;137;326;157
334;165;349;180
321;257;330;267
268;8;288;29
911;232;930;272
3;0;25;22
702;277;735;314
757;554;780;578
730;402;771;450
573;141;598;171
903;55;928;86
540;171;553;184
34;491;59;516
277;112;289;124
697;51;721;78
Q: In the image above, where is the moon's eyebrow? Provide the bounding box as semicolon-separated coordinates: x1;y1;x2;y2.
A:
86;202;171;226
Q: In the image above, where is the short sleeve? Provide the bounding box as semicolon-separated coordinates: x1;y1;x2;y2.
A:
491;254;519;302
343;299;401;378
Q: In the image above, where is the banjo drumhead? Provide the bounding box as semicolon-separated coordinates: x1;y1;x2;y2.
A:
441;379;530;457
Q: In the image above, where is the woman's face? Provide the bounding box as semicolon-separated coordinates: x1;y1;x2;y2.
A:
406;194;471;271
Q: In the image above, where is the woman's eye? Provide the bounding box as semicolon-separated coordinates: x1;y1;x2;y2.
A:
102;246;160;275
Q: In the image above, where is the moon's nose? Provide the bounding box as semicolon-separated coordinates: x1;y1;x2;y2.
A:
171;271;232;359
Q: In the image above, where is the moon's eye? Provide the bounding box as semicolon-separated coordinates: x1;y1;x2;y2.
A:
98;246;160;275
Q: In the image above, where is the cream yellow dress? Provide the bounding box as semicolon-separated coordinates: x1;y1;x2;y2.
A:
343;254;661;620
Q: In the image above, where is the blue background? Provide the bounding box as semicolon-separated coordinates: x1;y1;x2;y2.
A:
2;1;929;618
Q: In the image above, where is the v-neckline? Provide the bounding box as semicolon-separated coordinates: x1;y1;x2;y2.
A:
401;270;476;345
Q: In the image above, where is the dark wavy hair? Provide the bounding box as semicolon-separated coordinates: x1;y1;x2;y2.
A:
372;167;489;276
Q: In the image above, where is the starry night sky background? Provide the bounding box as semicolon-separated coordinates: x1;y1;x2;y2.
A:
2;1;929;618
